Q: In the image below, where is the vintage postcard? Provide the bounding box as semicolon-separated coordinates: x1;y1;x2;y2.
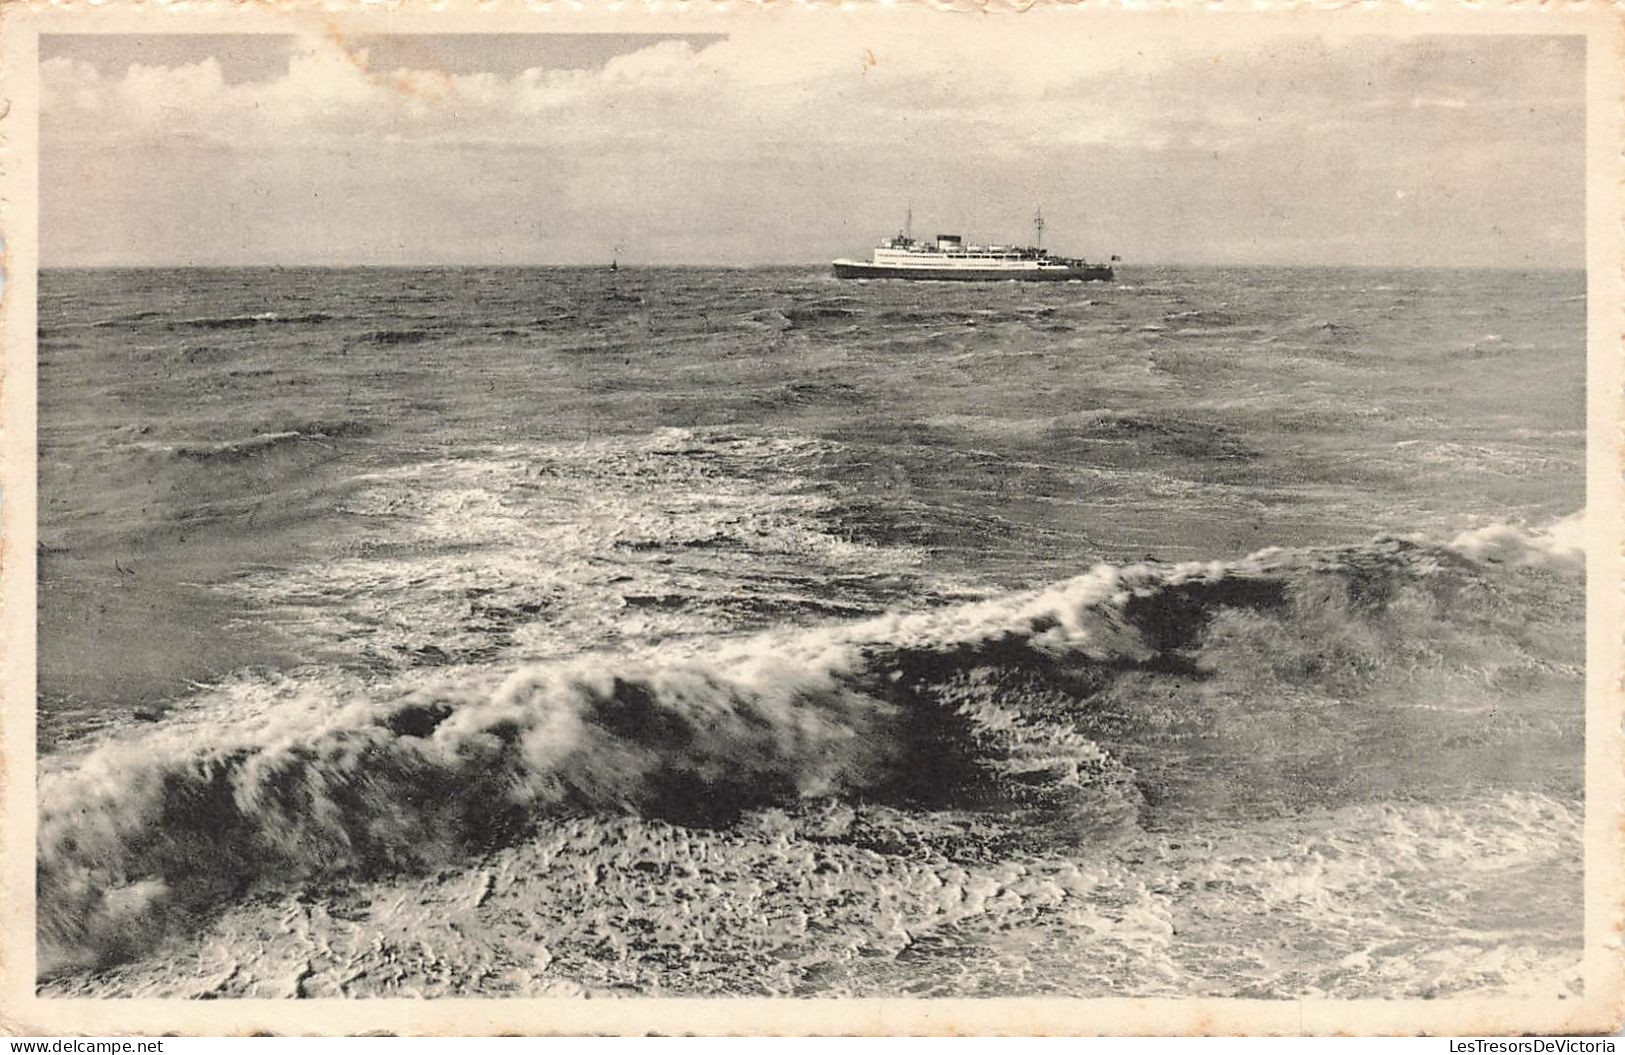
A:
1;0;1621;1037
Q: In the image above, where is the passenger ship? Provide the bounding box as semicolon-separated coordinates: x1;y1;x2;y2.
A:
833;210;1115;283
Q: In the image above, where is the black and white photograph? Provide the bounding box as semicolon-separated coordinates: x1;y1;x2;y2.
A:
3;4;1621;1036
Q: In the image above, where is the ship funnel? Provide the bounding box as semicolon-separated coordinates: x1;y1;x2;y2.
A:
936;234;962;251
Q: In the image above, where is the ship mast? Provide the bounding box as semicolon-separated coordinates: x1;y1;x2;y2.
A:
1033;207;1045;250
905;204;914;241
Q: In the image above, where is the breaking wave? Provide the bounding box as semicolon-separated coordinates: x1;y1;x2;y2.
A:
1450;511;1586;571
115;421;374;463
37;532;1579;973
173;312;335;330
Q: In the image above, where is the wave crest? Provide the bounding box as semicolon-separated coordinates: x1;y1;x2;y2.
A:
1450;512;1585;572
38;533;1572;972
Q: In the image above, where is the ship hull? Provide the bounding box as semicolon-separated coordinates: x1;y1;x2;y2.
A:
831;261;1113;282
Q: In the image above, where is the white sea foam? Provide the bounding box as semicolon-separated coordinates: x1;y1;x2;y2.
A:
219;429;940;667
1449;511;1585;572
41;791;1581;1000
40;531;1577;977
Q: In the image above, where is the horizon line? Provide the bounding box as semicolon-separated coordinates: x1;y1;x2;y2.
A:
37;260;1588;273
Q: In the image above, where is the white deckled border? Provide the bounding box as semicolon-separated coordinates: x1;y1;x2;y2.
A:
0;0;1620;1036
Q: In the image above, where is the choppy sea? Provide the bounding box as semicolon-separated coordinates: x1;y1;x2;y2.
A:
35;265;1585;998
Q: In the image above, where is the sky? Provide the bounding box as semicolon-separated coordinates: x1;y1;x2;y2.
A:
39;26;1585;268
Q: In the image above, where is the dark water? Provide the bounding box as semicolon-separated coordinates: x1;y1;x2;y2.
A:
35;266;1586;998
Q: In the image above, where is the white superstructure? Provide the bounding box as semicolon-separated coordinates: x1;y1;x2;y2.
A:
833;210;1115;282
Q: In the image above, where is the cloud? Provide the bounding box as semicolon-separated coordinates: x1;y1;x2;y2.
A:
40;28;1584;266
